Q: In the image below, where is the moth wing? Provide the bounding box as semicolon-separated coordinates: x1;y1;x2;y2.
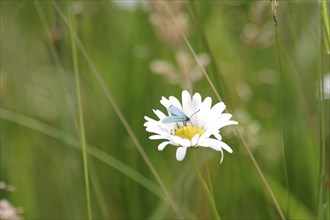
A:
162;115;187;123
168;105;186;116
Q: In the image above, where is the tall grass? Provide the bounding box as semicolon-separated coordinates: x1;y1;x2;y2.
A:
69;5;92;219
0;1;328;219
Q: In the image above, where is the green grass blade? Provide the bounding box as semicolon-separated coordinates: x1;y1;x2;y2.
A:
0;108;163;199
322;0;330;53
68;4;92;219
50;1;184;217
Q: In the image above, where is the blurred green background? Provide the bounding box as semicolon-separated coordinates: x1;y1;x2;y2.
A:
1;1;329;219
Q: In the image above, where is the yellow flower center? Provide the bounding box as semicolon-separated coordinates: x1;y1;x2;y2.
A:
175;126;205;140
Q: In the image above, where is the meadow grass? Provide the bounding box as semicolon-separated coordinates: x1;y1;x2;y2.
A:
0;1;329;219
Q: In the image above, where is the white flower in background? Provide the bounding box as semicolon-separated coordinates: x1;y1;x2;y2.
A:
321;73;330;100
112;0;146;11
150;49;210;90
144;90;238;163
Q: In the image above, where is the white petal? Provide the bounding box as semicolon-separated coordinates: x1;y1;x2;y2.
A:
219;141;233;153
146;126;162;133
169;135;182;144
214;113;234;126
203;102;226;130
201;97;212;111
160;97;171;108
210;120;238;131
176;147;188;161
182;90;193;115
158;141;171;151
196;133;208;145
144;116;157;123
219;113;233;120
211;102;226;115
219;120;238;129
153;109;166;120
149;135;166;140
199;138;233;153
214;133;222;141
169;96;182;109
198;128;214;142
219;147;224;164
190;115;200;127
191;134;200;146
192;92;202;111
169;135;191;147
196;99;211;127
199;138;222;151
199;138;226;163
178;138;191;147
143;121;150;127
146;124;171;137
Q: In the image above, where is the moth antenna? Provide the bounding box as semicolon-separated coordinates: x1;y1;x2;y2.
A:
189;109;200;119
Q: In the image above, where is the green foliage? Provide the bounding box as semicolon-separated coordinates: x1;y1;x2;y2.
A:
0;1;329;219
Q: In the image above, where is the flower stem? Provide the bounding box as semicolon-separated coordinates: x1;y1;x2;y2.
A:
191;152;220;220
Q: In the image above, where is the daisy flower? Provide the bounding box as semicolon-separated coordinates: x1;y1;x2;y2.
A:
144;90;238;163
